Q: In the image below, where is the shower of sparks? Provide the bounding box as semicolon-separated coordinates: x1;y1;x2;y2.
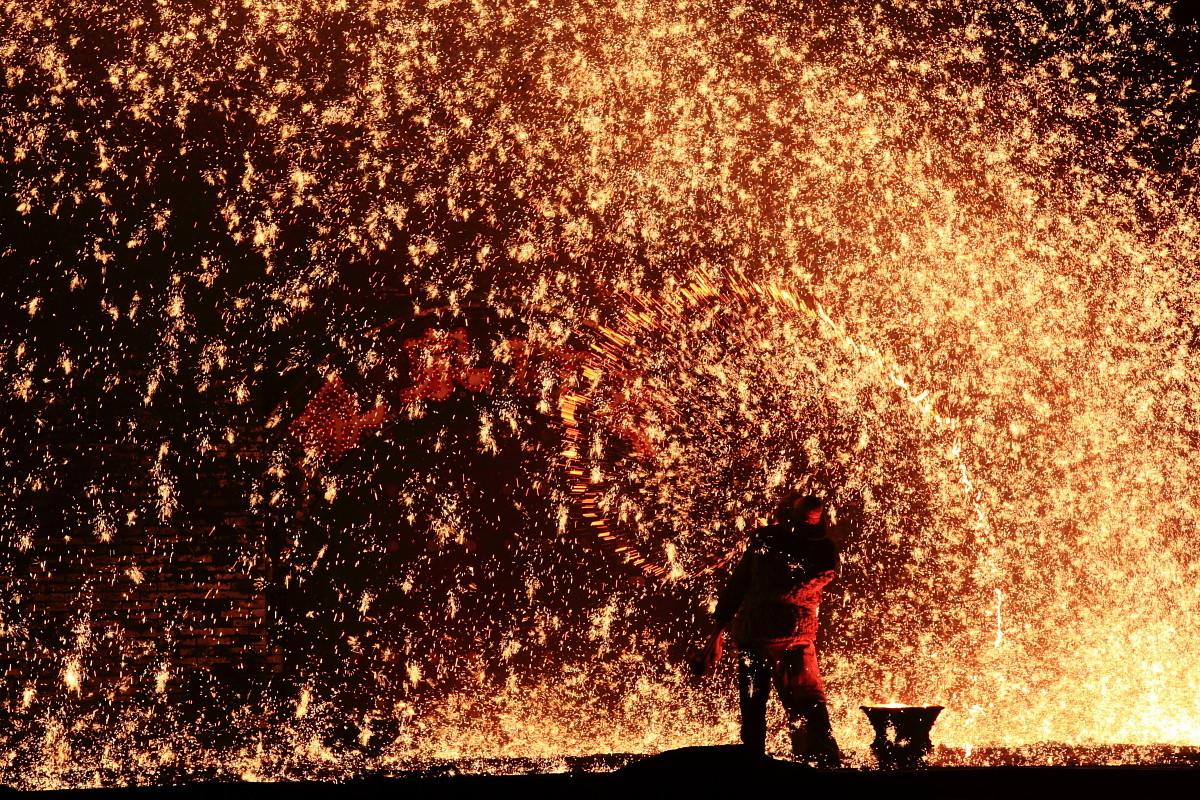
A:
2;0;1200;789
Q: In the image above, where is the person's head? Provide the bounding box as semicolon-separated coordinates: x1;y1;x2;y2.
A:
775;491;825;529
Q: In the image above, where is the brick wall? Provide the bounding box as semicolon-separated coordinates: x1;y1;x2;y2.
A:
3;391;281;711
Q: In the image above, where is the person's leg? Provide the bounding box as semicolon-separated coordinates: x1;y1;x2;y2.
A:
775;644;841;767
737;648;772;755
798;701;841;768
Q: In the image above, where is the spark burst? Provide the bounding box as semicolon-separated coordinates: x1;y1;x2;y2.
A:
1;0;1199;789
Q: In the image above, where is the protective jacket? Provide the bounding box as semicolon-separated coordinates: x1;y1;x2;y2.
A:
714;522;839;656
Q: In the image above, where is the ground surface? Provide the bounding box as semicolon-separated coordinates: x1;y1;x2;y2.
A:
9;745;1200;798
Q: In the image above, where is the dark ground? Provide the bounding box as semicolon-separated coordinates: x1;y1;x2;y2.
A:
8;745;1200;799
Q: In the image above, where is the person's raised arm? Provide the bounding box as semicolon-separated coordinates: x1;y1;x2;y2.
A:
794;538;839;601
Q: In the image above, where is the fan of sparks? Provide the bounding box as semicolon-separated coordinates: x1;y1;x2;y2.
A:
1;0;1200;786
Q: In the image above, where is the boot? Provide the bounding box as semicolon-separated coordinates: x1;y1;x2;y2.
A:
793;702;842;768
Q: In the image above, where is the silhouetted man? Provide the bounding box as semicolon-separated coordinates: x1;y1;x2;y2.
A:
695;492;842;766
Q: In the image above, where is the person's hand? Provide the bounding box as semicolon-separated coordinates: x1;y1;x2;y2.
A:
691;629;724;676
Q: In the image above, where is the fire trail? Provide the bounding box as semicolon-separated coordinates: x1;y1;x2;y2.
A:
0;0;1198;789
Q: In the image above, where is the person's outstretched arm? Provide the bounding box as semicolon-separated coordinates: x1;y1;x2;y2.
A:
694;549;752;675
714;549;752;628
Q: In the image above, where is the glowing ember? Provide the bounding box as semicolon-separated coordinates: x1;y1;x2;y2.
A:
0;0;1198;789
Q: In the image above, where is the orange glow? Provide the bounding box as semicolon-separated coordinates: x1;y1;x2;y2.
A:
1;0;1199;789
